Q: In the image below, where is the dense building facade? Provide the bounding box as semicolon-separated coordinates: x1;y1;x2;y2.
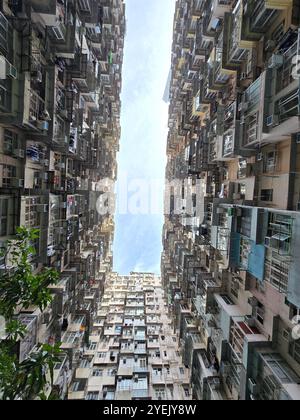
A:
162;0;300;401
0;0;125;399
69;273;191;400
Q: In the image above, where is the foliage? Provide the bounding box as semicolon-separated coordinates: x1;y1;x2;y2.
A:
0;227;61;400
0;226;59;319
0;343;62;400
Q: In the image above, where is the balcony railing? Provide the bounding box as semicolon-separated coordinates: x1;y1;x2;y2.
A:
276;40;299;93
276;88;300;124
0;12;8;54
250;0;279;33
29;89;45;123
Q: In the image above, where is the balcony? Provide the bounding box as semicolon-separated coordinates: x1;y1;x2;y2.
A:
227;1;257;65
252;351;300;401
193;277;222;316
191;349;220;392
191;0;204;18
27;89;49;132
249;0;285;33
265;212;293;256
222;101;241;158
31;0;65;25
229;317;268;390
206;0;233;34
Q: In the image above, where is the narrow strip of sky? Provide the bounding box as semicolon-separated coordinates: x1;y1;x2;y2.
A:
113;0;175;275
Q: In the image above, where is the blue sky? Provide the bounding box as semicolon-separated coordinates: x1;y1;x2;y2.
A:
113;0;175;275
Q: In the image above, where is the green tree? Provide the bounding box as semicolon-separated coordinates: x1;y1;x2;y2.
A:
0;227;62;400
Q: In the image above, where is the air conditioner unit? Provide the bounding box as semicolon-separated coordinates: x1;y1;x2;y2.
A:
257;152;263;161
0;56;17;80
52;25;65;41
37;204;49;213
42;312;51;325
216;207;226;214
245;315;256;327
210;378;220;390
37;120;49;131
60;110;68;119
13;148;25;159
238;101;248;112
248;297;258;307
266;114;279;127
0;55;6;79
12;178;24;188
248;378;258;395
265;39;276;52
268;54;284;69
221;361;231;376
265;237;271;247
3;143;11;154
35;171;47;180
6;63;17;79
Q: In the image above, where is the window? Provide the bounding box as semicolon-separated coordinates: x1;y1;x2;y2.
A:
230;278;239;299
264;151;278;173
79;359;91;368
0;12;8;53
117;379;132;391
3;130;18;154
2;164;16;188
179;367;185;375
133;376;147;390
92;369;103;377
86;392;99;400
139;359;147;368
167;385;174;398
23;196;41;228
153;367;162;376
64;332;77;344
71;381;85;392
0;80;12;111
255;302;265;325
289;340;300;364
155;387;166;400
0;197;13;236
183;386;190;397
260;189;273;202
89;342;97;351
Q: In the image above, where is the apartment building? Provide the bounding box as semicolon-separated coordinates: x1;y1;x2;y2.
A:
162;0;300;401
0;0;125;399
68;272;192;400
